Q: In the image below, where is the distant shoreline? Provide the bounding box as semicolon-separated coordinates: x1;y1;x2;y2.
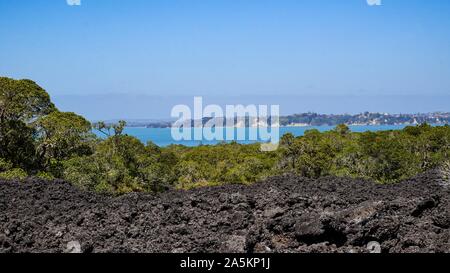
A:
102;112;450;129
121;122;450;129
122;124;447;129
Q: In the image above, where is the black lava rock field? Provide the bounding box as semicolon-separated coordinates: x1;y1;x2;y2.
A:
1;170;449;253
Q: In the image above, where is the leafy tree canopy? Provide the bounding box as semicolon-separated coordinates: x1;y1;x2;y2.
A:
0;77;56;123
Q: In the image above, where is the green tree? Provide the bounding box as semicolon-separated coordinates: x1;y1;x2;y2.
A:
0;77;55;123
94;120;127;137
279;133;300;170
0;77;56;171
334;124;351;136
63;121;177;194
35;111;94;175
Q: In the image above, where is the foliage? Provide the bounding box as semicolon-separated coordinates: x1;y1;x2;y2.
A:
93;120;126;137
168;142;278;190
0;77;55;123
35;171;55;180
1;76;450;194
0;168;27;180
0;77;56;171
0;118;38;170
0;157;13;172
35;111;94;175
62;135;177;194
278;124;450;183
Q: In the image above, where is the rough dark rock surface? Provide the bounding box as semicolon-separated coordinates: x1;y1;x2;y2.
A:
1;170;449;253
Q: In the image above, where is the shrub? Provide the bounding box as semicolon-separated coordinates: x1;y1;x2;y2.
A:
0;168;27;180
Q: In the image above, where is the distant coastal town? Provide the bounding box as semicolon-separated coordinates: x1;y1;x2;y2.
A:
279;112;450;127
106;112;450;128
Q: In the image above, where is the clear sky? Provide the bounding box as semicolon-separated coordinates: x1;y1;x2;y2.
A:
1;0;449;119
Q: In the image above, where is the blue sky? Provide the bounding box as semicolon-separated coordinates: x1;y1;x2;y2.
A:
1;0;449;119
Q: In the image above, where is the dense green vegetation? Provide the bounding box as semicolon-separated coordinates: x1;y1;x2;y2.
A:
1;77;449;194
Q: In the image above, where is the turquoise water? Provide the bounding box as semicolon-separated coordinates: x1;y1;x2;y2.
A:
95;125;410;147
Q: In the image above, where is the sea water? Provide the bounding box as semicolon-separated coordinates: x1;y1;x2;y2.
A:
94;125;410;147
